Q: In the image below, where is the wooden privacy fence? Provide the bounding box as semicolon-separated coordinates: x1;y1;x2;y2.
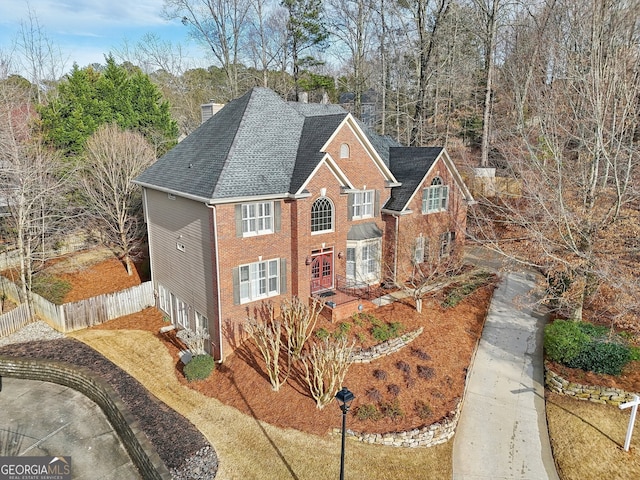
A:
0;278;155;335
0;304;31;337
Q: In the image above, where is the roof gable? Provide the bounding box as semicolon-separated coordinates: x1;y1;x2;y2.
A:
384;148;474;212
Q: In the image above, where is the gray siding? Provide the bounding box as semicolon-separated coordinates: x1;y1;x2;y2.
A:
144;189;216;349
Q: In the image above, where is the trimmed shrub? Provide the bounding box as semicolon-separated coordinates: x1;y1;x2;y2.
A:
387;383;400;397
567;340;631;376
372;321;404;342
365;387;383;403
355;404;382;421
373;369;387;381
395;360;411;374
380;399;404;421
184;354;215;382
315;328;330;341
415;400;432;420
417;365;435;380
544;320;590;364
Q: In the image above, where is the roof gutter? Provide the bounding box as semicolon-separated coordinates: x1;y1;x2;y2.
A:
132;180;308;204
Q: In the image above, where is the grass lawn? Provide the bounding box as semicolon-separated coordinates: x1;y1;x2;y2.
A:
547;392;640;479
70;329;452;479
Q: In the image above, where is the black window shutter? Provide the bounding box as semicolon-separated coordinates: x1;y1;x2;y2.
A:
280;258;287;294
235;204;243;237
374;190;380;216
274;201;281;232
347;193;354;220
232;267;240;304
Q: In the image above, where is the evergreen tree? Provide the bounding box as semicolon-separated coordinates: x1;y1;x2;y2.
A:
282;0;329;100
38;56;178;158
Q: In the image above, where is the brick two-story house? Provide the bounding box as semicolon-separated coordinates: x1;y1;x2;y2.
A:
134;87;474;360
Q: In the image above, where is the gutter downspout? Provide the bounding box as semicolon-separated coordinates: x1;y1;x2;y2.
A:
393;213;399;283
207;204;224;363
142;189;157;306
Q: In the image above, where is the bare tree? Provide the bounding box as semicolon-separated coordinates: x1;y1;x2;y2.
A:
246;301;287;391
81;124;156;275
0;81;70;310
163;0;252;99
301;337;355;409
14;6;68;103
471;0;640;322
281;296;323;360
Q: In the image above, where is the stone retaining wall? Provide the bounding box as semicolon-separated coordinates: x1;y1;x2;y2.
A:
544;362;637;406
332;401;461;448
351;327;424;363
0;357;171;480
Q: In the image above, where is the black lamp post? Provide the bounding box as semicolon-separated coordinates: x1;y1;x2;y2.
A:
335;386;355;480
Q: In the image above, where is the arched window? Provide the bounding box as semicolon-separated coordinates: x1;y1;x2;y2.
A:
422;177;449;214
340;143;350;159
311;197;333;233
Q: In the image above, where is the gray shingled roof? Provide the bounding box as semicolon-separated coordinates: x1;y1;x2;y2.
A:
384;147;443;212
135;88;351;201
134;87;446;207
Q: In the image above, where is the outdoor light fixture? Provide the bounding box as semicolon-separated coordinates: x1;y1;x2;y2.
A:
335;387;355;480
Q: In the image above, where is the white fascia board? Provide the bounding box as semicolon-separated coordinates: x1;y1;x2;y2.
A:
295;153;354;195
321;114;398;184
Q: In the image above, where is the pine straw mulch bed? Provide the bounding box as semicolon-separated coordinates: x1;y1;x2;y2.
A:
0;338;208;470
90;281;496;437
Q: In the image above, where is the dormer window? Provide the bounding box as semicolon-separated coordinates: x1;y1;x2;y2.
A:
340;143;350;159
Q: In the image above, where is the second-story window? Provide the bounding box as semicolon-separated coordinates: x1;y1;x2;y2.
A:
242;201;273;236
351;190;374;219
422;177;449;214
311;197;333;233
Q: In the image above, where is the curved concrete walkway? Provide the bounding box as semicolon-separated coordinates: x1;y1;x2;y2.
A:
453;270;559;479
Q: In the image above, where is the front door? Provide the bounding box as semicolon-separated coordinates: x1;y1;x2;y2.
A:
311;251;333;293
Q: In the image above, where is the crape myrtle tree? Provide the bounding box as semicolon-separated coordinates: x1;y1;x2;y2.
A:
470;0;640;324
0;79;72;312
38;55;178;159
80;124;156;276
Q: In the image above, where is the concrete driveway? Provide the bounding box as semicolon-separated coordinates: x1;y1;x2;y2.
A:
0;377;141;480
453;268;559;479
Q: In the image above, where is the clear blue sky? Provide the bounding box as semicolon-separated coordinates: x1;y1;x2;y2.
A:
0;0;204;76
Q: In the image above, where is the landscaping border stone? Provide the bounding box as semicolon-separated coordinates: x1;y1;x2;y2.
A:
351;327;424;363
544;361;638;406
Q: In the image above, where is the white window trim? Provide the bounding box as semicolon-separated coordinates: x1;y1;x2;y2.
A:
345;239;381;284
340;143;350;159
422;179;449;214
352;190;374;220
239;258;280;304
195;311;209;334
242;201;274;237
158;284;171;316
311;197;334;234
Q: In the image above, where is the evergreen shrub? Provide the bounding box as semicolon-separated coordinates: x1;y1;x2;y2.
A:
184;354;215;382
